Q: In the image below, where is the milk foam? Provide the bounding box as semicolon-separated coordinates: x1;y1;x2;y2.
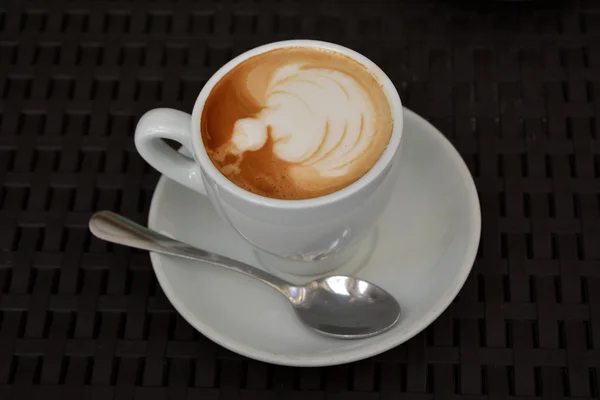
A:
201;47;393;200
231;64;376;178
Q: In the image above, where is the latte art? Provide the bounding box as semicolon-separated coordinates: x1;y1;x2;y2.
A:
201;47;393;200
232;65;377;179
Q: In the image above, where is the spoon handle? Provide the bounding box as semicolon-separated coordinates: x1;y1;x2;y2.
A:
89;211;293;296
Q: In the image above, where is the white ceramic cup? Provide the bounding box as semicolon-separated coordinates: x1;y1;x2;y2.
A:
135;40;404;276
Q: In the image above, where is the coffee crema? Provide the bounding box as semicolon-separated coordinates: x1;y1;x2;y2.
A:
201;47;393;200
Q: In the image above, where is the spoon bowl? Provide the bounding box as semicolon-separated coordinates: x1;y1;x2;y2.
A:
89;211;401;339
291;276;401;338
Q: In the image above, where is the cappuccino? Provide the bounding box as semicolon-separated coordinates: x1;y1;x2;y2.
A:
201;47;393;200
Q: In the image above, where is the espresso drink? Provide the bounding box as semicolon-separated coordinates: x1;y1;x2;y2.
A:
201;47;393;200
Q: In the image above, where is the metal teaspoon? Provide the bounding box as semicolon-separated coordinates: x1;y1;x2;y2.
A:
89;211;401;339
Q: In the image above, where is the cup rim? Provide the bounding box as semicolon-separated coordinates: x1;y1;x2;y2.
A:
191;39;403;209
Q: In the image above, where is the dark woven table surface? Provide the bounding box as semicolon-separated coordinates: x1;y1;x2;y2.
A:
2;0;600;398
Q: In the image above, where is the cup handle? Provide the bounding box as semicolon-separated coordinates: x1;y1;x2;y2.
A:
134;108;206;195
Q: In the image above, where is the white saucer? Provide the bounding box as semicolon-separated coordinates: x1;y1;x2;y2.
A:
148;108;481;367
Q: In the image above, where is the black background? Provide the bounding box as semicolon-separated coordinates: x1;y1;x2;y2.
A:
1;0;600;398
